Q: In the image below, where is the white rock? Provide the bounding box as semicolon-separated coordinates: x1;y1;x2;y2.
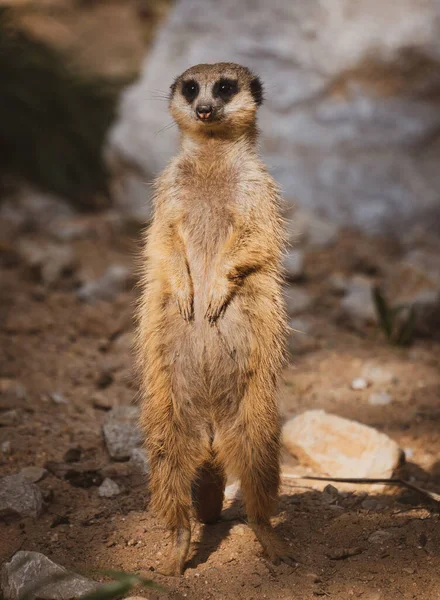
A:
98;478;121;498
1;551;99;600
0;474;44;519
102;406;143;460
368;391;392;406
351;377;368;390
282;410;402;479
368;529;394;544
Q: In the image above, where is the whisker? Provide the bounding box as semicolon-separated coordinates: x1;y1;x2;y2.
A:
154;121;177;136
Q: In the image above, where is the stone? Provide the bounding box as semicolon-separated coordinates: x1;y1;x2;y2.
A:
98;478;121;498
108;0;440;239
351;377;368;390
0;410;21;426
341;276;377;325
282;410;402;479
361;364;396;385
0;188;74;239
92;392;114;411
1;441;12;455
283;249;304;280
284;286;314;316
0;379;27;408
368;391;392;406
130;447;150;475
0;474;44;519
20;467;47;483
17;240;76;286
102;405;143;460
1;551;99;600
384;249;440;339
49;392;68;405
77;265;132;303
368;529;394;544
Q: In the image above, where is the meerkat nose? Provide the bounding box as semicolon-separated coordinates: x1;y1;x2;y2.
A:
196;104;213;120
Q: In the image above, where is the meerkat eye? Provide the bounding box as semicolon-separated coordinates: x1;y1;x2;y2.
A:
214;78;239;102
181;79;199;103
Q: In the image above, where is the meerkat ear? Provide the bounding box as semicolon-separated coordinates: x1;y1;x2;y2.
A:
170;77;178;98
250;76;264;106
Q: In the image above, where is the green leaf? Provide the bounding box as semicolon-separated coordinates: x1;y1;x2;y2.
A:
372;286;394;339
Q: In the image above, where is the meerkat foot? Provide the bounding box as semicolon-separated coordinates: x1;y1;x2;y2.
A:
251;522;296;567
159;527;191;576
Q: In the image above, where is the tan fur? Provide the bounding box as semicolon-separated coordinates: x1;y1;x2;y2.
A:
136;63;291;575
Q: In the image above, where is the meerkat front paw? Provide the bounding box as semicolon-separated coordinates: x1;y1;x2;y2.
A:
174;288;193;322
205;277;231;323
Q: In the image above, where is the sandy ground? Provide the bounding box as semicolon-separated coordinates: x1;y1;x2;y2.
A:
1;217;440;600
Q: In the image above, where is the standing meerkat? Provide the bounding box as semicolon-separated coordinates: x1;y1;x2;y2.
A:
136;62;291;575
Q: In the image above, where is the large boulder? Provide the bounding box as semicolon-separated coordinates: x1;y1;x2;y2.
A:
108;0;440;238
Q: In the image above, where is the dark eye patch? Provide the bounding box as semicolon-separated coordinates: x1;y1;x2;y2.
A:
181;79;199;103
213;78;239;102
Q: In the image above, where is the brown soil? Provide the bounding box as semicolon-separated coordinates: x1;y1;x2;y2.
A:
1;219;440;600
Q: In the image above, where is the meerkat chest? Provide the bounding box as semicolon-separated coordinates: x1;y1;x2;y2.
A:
178;171;239;253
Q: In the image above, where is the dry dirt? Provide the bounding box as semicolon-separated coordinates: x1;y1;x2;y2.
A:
1;218;440;600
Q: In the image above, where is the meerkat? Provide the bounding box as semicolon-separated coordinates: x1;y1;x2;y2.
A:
136;62;291;576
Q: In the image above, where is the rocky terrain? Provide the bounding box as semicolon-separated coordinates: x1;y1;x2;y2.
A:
1;189;440;600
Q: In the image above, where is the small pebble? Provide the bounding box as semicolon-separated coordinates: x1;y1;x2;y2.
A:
351;377;368;390
20;466;47;483
368;391;392;406
98;477;121;498
50;392;68;405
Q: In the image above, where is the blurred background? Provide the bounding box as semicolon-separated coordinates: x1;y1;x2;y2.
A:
1;1;440;599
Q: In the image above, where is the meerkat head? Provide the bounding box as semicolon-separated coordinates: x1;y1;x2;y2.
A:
169;62;263;140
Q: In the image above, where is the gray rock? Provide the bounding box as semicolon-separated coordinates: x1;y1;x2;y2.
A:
1;551;99;600
102;406;143;460
0;188;74;239
282;410;402;479
77;265;131;303
385;248;440;339
0;410;21;427
49;392;68;405
0;474;44;519
368;391;392;406
130;447;150;475
341;276;377;325
108;0;440;239
20;467;48;483
98;477;121;498
284;286;314;316
17;240;76;286
283;249;304;280
368;529;394;544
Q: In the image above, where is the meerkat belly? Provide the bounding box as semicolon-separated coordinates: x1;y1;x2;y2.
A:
175;203;253;396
